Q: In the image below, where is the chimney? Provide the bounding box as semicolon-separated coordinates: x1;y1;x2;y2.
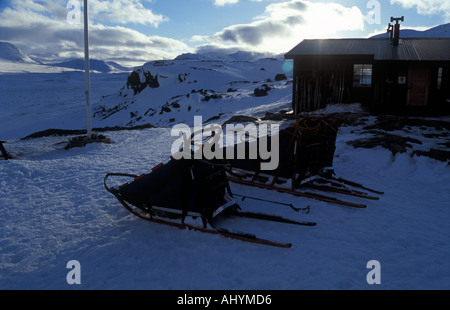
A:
388;16;404;46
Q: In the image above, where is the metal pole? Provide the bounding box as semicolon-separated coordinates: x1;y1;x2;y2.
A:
84;0;92;138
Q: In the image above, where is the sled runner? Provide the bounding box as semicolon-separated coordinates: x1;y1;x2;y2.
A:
104;152;316;248
222;115;383;208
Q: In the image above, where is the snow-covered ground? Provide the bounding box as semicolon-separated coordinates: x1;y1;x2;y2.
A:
1;121;448;290
0;71;129;139
0;50;449;290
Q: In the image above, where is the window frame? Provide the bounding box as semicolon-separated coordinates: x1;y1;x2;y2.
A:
437;67;443;90
352;64;373;88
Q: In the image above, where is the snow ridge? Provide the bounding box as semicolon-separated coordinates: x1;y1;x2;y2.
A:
0;42;37;63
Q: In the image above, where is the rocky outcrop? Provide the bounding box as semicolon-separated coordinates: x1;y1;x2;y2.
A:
127;70;160;95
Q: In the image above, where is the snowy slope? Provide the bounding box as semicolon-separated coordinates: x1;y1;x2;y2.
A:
93;55;294;128
0;52;292;139
0;71;130;139
0;42;38;63
0;60;82;74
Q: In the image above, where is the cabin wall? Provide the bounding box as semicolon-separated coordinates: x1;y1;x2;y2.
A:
292;56;450;115
371;62;408;113
292;55;374;113
428;62;450;114
372;61;450;115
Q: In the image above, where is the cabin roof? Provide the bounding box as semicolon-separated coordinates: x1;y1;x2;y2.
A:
285;38;450;62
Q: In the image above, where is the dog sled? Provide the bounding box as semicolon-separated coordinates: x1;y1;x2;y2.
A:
104;148;316;248
104;115;382;247
222;115;383;208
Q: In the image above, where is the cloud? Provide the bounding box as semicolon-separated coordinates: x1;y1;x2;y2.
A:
0;0;190;66
218;20;291;45
390;0;450;21
197;0;365;54
214;0;239;6
6;0;168;25
213;0;265;5
89;0;168;26
0;0;370;65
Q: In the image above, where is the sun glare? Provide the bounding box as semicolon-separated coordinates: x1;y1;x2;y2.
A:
303;3;364;38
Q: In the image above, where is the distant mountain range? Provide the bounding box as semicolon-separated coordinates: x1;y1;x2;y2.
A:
1;22;449;73
0;41;131;73
48;58;131;73
370;23;450;38
175;51;280;62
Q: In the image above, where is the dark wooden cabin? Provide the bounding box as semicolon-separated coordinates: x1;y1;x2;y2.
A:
285;19;450;115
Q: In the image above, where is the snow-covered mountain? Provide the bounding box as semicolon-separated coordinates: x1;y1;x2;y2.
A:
370;22;450;38
0;42;130;73
49;58;131;73
93;54;293;128
0;42;80;73
0;41;38;63
175;51;280;62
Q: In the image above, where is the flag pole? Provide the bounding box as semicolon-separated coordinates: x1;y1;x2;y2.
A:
65;0;111;149
84;0;92;138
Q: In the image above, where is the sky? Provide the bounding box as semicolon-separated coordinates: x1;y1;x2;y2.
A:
0;0;449;66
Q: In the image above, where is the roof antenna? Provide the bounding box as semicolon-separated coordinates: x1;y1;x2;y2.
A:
389;16;404;46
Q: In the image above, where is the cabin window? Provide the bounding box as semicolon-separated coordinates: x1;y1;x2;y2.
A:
353;64;372;87
437;67;443;90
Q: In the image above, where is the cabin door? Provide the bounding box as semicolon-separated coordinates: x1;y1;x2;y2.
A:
407;66;430;106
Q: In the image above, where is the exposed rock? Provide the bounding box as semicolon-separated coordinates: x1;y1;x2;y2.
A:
222;115;259;125
274;73;287;81
253;88;267;97
254;84;271;97
345;114;450;162
202;93;222;102
364;115;450;131
205;114;222;123
260;111;296;121
21;124;155;139
160;106;171;113
347;130;422;155
412;149;450;164
171;102;180;109
127;70;160;95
